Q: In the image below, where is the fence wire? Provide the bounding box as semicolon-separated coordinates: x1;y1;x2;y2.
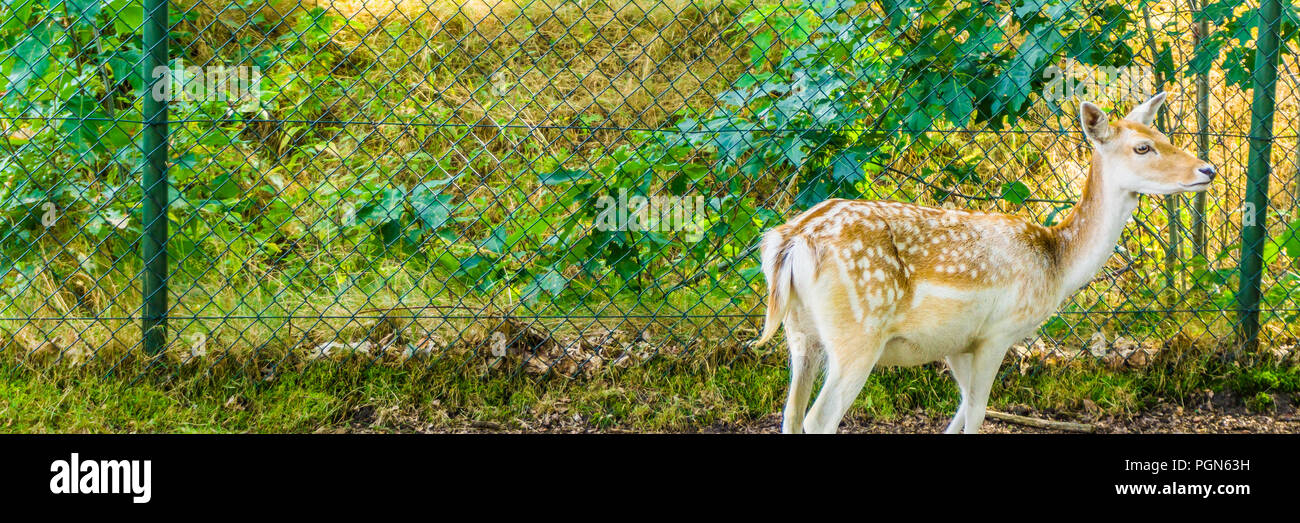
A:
1;0;1298;378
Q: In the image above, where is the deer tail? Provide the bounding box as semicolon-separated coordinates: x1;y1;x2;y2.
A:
755;228;816;346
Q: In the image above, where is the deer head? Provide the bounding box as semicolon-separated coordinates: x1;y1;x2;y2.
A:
1079;92;1216;195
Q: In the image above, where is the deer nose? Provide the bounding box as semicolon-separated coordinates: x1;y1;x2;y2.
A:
1198;165;1217;180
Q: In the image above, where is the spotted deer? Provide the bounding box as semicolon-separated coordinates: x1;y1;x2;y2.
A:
755;93;1216;434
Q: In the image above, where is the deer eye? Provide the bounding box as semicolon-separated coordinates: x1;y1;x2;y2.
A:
1134;144;1152;154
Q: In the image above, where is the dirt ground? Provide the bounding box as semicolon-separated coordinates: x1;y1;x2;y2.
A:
730;391;1300;433
417;407;1300;434
733;407;1300;434
418;391;1300;434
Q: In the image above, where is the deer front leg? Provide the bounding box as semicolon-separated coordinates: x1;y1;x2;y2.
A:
960;338;1016;434
944;353;973;434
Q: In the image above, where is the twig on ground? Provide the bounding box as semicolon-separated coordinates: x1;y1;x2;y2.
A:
985;410;1096;433
470;420;504;431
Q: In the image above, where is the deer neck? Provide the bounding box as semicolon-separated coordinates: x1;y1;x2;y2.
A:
1048;155;1140;295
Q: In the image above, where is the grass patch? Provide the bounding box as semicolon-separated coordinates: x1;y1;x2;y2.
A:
3;347;1295;433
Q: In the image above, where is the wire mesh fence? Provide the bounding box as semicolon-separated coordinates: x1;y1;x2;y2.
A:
1;0;1298;378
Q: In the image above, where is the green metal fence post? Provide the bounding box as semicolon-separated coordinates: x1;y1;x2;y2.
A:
141;0;169;356
1239;0;1284;351
1192;0;1210;259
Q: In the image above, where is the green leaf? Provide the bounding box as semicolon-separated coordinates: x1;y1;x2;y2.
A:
506;215;555;247
750;31;774;68
357;187;405;225
993;25;1062;116
524;267;569;304
66;0;103;27
3;20;52;102
1199;0;1238;24
452;254;487;278
795;175;830;209
712;121;757;163
831;152;862;182
378;219;401;246
539;167;589;185
783;137;808;169
0;0;37;33
733;72;769;89
208;173;240;200
1282;219;1300;258
109;0;144;33
172;153;201;172
1223;47;1254;89
1187;38;1225;77
480;225;508;253
1001;181;1030;205
938;79;974;126
1264;240;1281;265
409;183;455;232
1016;0;1071;20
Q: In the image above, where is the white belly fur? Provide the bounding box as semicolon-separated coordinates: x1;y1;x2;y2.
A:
874;281;1050;367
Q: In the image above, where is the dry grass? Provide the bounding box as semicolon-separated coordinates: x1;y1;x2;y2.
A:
180;0;759;132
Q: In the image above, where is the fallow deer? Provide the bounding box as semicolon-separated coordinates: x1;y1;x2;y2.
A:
755;93;1216;433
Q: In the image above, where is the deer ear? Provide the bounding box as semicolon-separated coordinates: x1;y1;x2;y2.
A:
1123;91;1167;126
1079;102;1111;144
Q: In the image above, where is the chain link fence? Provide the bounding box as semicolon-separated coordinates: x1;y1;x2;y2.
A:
1;0;1297;378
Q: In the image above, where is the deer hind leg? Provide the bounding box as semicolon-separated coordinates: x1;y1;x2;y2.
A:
960;337;1016;434
781;308;823;434
944;353;973;434
801;326;885;434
